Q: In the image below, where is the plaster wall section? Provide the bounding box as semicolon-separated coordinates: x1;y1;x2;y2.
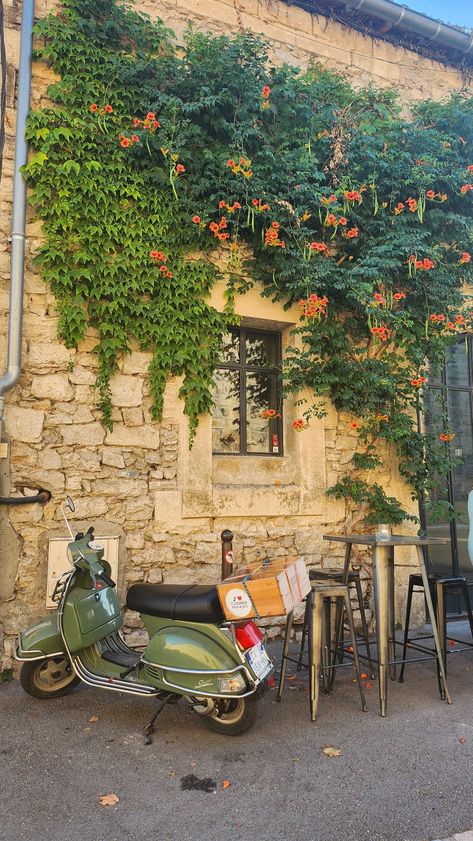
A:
0;0;464;665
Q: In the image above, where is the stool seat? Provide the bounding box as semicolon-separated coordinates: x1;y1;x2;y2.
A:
309;568;361;581
409;573;467;586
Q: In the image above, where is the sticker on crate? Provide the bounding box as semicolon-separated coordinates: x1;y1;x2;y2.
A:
224;588;253;618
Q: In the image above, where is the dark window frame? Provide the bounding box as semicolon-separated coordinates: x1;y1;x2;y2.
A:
212;326;283;456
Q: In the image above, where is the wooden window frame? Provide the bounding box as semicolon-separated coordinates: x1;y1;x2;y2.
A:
212;326;283;456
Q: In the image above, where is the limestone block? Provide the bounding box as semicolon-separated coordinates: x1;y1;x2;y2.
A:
71;406;94;424
122;407;143;426
15;467;65;492
68;366;96;385
74;386;95;405
110;374;143;407
4;406;44;443
194;542;219;564
38;448;62;470
101;448;126;469
105;424;159;450
69;496;110;519
147;568;164;584
122;351;150;375
125;532;145;549
31;373;74;401
154;489;182;530
124;496;154;521
99;479;148;497
125;629;149;647
122;610;143;628
61;423;105;446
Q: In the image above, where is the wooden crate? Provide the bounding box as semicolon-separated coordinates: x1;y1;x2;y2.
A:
217;557;311;620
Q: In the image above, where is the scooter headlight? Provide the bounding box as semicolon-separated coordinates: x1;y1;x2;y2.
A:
218;674;246;693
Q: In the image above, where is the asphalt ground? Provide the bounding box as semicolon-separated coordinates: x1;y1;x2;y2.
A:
2;628;473;841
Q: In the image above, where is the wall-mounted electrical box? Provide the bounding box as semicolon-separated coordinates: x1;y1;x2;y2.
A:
46;536;120;609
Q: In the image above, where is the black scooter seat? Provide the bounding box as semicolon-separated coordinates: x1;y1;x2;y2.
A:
126;583;225;623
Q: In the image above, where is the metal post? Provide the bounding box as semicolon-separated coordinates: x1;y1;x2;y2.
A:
220;529;234;581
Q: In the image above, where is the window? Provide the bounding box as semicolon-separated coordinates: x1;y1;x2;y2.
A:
211;328;282;455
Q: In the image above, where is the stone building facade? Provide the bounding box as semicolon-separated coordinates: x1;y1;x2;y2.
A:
0;0;472;667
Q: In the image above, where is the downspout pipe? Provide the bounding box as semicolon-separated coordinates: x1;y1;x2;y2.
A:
308;0;473;60
0;0;35;434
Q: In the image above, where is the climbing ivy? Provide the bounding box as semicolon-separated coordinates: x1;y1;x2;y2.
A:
24;0;473;522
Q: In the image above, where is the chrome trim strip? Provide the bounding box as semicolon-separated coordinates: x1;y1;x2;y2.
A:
141;657;247;677
15;646;65;662
73;656;158;697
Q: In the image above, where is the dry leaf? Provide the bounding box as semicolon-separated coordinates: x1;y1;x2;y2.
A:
365;681;374;689
322;745;343;758
169;771;176;777
287;674;297;682
360;673;368;680
99;793;119;807
89;715;99;723
222;780;231;789
459;736;467;745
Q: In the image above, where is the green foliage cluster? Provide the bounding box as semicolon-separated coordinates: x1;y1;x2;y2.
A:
24;0;473;522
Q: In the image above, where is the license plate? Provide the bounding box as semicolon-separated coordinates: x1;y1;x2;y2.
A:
246;643;272;680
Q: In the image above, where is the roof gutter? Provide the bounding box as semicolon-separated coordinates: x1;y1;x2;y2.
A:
303;0;473;62
0;0;35;434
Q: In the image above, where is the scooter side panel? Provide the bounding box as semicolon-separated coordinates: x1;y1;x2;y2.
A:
16;614;65;659
142;620;244;693
144;622;238;670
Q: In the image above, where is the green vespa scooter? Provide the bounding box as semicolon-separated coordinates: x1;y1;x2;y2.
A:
16;498;273;739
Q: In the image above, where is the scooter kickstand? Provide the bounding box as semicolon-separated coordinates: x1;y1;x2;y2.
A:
144;697;171;745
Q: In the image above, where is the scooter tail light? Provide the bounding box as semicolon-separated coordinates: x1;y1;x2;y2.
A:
234;620;264;650
218;674;246;693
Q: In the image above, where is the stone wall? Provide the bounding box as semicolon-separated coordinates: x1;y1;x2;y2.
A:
0;0;467;667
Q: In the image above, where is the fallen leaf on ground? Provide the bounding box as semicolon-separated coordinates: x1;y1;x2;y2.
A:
267;675;276;688
365;681;374;689
99;793;119;806
321;745;343;758
346;646;353;653
459;736;467;745
222;780;231;789
287;674;297;682
169;771;176;777
360;673;368;679
89;715;99;723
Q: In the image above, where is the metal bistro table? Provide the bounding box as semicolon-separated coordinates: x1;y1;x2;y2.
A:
323;533;452;716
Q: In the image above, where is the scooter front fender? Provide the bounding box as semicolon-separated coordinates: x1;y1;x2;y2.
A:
16;613;65;661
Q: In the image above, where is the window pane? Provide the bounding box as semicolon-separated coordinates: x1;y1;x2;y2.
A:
245;332;278;367
446;335;470;387
219;331;240;364
211;369;240;453
246;372;279;454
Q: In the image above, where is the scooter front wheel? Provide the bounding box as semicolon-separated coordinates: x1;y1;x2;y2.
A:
20;657;80;699
193;695;259;736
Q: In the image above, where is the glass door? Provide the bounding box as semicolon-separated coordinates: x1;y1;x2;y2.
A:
422;335;473;615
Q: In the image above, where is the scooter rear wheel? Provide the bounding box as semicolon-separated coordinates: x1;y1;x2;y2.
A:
20;657;80;699
194;695;259;736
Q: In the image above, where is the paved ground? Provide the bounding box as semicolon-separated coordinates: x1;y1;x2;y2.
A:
3;627;473;841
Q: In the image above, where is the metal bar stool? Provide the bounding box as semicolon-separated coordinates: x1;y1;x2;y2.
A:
399;573;473;693
277;582;368;721
297;568;376;683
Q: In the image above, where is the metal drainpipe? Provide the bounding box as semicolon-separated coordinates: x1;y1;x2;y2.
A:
0;0;35;437
326;0;473;57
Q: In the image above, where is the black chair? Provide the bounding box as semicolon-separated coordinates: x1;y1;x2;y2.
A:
399;573;473;693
